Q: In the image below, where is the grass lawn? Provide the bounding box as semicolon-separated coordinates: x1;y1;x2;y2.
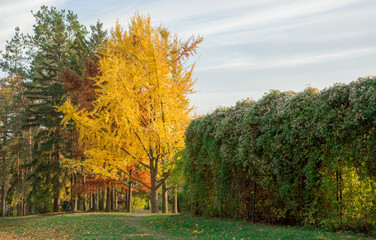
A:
0;211;373;239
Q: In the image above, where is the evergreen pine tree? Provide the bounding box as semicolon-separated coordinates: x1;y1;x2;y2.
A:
23;6;88;213
0;27;30;216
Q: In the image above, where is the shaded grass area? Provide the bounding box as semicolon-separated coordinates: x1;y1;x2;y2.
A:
0;211;373;239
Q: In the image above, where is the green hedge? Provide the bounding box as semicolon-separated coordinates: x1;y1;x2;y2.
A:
184;76;376;232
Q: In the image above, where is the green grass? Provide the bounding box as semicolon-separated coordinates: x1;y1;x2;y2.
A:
0;211;373;239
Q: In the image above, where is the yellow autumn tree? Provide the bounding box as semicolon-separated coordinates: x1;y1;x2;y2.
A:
59;13;202;213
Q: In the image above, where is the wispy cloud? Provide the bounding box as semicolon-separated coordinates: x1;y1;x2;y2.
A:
158;0;361;36
199;47;376;71
209;6;376;47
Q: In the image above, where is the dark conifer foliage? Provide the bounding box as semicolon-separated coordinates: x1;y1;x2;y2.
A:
0;27;31;216
22;6;89;213
0;6;107;215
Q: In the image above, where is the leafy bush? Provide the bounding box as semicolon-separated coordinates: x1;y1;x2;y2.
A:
184;76;376;233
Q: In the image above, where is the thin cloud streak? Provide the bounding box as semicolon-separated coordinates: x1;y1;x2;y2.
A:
175;0;359;36
210;6;376;47
199;48;376;71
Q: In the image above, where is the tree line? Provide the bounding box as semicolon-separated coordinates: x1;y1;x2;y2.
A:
0;6;200;216
184;77;376;233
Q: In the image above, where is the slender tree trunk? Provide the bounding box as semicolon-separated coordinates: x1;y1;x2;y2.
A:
16;140;21;216
111;187;115;211
17;199;21;216
127;169;133;213
53;151;60;212
21;199;25;216
1;172;5;217
162;182;168;213
0;190;5;217
54;181;60;212
73;195;77;211
18;197;25;216
93;191;97;211
150;157;159;213
114;189;117;211
105;186;111;212
71;173;75;211
1;123;7;217
19;199;22;216
99;189;105;211
77;198;81;211
23;201;26;216
83;194;87;211
172;189;178;214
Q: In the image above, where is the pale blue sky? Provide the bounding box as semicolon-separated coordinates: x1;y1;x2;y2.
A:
1;0;376;114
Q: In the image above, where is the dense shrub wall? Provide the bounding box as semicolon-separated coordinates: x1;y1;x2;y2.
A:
184;77;376;232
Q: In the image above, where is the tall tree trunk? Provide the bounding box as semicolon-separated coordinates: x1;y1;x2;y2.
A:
127;169;133;213
21;198;25;216
162;182;168;213
83;194;87;211
151;189;158;213
54;181;60;212
150;157;159;213
111;187;115;211
127;188;132;212
16;139;21;216
114;189;117;211
92;191;97;211
1;122;7;217
17;200;21;216
172;189;178;214
18;198;24;216
71;173;76;211
23;201;26;216
77;198;81;211
89;194;92;210
73;195;77;211
1;170;5;217
99;189;105;211
53;151;60;212
105;186;111;212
